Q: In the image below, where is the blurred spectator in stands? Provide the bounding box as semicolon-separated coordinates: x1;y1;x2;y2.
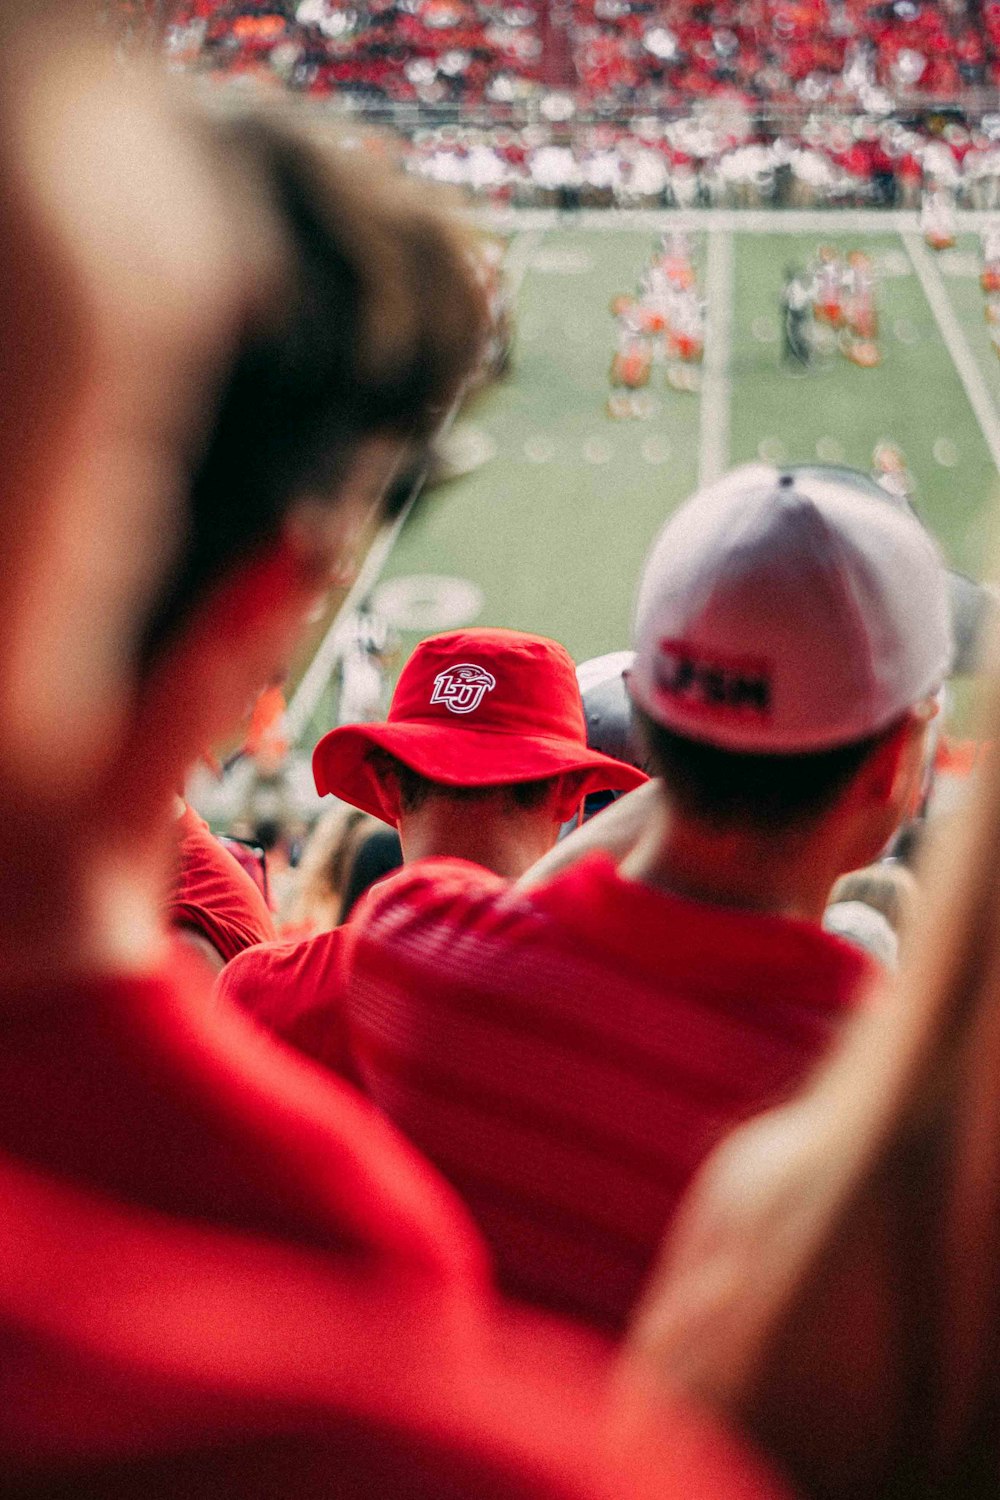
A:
822;894;900;969
169;799;276;972
825;857;919;968
822;858;920;968
312;463;950;1333
627;602;1000;1500
217;626;644;1065
219;831;271;899
281;801;390;935
243;673;291;772
830;860;918;930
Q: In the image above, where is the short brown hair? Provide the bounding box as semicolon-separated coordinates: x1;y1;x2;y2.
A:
366;748;560;816
140;111;487;664
635;707;902;832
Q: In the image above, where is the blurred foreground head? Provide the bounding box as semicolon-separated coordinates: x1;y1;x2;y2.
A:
0;34;486;821
0;8;252;814
140;109;488;677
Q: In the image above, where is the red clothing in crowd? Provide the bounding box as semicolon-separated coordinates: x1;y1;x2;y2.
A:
0;1149;793;1500
220;923;358;1078
0;952;486;1283
169;803;275;962
225;854;873;1331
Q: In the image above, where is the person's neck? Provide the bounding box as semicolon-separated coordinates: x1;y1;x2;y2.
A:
400;806;558;882
620;810;838;924
0;803;173;1001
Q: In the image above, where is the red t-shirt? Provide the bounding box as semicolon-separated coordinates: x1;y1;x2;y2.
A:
0;1150;792;1500
236;854;873;1331
216;866;417;1078
169;804;275;963
218;924;356;1078
0;951;486;1284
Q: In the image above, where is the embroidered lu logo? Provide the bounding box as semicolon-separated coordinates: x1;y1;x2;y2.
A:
430;663;497;715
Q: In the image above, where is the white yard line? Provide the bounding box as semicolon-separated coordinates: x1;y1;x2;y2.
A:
903;231;1000;477
476;206;1000;236
503;226;545;297
285;504;417;743
698;229;734;486
287;230;542;744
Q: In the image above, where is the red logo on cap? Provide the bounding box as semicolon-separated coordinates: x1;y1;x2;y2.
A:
430;663;497;715
657;640;773;719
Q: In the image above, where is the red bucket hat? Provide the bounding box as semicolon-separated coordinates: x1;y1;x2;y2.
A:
313;628;648;824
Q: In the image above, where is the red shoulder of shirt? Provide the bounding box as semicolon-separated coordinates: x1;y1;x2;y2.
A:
169;804;275;963
0;1150;794;1500
216;866;420;1076
527;854;878;1007
217;927;355;1076
0;953;489;1288
343;856;529;952
347;852;875;1013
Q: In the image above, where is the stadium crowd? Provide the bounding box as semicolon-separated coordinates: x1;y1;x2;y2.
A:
4;4;1000;1498
169;0;995;105
161;0;1000;207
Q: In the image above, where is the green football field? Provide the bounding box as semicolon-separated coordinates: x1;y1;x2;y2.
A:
292;210;1000;745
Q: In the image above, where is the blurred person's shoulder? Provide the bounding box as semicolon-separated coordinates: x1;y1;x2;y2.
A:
171;804;275;962
217;861;423;1056
0;1146;793;1500
348;852;623;962
217;929;343;1027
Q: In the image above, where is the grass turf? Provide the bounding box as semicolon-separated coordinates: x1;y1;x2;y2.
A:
298;218;1000;743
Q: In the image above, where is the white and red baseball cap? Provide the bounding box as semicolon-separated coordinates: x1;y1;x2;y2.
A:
628;464;953;753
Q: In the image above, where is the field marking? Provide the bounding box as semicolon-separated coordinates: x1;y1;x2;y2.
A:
477;207;1000;236
903;231;1000;477
286;499;419;743
503;227;545;298
288;231;545;742
699;229;734;485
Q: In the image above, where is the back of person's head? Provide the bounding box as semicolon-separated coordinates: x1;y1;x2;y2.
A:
565;651;651;826
364;749;569;819
629;627;1000;1500
0;16;254;823
313;627;647;826
138;111;489;671
829;861;918;935
628;463;952;858
338;823;404;923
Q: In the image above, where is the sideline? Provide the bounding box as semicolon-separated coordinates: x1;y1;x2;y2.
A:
286;228;543;745
478;206;1000;236
285;482;423;744
904;231;1000;477
699;230;734;486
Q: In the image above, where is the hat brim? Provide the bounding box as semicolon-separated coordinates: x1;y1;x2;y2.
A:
313;720;648;824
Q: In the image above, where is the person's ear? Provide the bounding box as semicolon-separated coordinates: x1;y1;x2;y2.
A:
841;714;931;871
376;766;405;829
864;721;914;806
886;708;937;823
